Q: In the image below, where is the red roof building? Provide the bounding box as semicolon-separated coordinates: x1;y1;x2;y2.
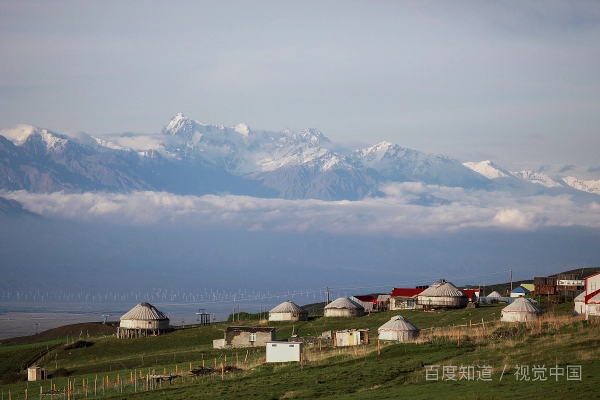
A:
389;287;427;310
353;295;377;303
461;289;480;302
390;288;426;298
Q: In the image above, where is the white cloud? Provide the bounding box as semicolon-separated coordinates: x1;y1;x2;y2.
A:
4;183;600;237
492;208;539;230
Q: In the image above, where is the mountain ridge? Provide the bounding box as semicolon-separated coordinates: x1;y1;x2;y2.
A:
1;114;598;200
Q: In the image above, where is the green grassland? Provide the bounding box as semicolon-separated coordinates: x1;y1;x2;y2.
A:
1;300;599;399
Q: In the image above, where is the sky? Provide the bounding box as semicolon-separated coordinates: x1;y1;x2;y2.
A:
2;1;600;301
1;1;600;169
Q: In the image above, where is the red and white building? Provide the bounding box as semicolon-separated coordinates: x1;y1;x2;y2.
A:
584;272;600;319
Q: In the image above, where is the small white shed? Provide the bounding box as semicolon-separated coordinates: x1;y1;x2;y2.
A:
28;366;47;381
334;329;369;346
265;342;303;363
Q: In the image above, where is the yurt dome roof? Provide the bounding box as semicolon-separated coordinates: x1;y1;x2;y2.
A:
324;297;364;310
487;291;502;298
378;316;420;332
419;279;467;298
120;302;168;321
270;301;308;314
501;297;542;314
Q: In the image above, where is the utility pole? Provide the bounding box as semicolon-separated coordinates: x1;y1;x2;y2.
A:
326;287;330;304
510;269;513;294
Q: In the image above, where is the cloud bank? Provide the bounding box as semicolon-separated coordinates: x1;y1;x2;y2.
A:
4;183;600;237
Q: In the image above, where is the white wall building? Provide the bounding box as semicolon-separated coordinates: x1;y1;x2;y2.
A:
265;342;303;362
574;291;586;316
585;272;600;319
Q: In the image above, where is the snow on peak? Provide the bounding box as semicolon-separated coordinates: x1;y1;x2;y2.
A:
356;141;395;162
0;124;71;151
0;124;42;144
93;137;132;152
562;176;600;195
463;160;510;179
235;123;250;136
297;128;330;146
510;170;562;188
162;113;191;134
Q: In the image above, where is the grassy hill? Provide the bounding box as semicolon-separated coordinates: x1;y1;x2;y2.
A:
1;299;599;399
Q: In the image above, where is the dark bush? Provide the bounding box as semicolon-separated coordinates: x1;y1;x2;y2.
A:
64;340;94;350
50;367;70;378
1;372;26;384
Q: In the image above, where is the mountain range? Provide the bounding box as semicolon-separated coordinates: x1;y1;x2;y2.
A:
1;113;599;208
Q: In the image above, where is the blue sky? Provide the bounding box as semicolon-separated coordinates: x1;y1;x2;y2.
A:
1;1;600;167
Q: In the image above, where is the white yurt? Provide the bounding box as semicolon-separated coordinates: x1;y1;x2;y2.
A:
378;316;420;342
487;291;502;298
324;297;365;317
117;302;170;338
417;279;468;309
269;301;308;322
574;291;586;316
500;297;543;322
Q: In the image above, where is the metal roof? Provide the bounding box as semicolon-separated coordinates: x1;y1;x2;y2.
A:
390;288;426;298
120;302;168;321
378;316;420;332
419;280;467;298
511;286;531;294
269;301;308;314
324;296;364;310
225;326;275;332
501;297;542;314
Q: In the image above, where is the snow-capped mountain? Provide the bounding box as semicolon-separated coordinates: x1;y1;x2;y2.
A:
462;160;511;179
354;142;490;187
562;176;600;195
1;113;598;201
463;160;600;197
509;170;563;188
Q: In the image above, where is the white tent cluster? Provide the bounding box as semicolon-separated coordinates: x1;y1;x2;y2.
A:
500;297;542;322
378;316;420;342
269;301;308;322
417;279;468;309
324;297;365;317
